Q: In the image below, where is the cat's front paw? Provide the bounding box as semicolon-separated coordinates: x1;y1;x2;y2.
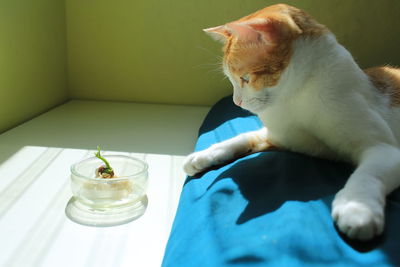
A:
332;190;384;240
183;146;233;176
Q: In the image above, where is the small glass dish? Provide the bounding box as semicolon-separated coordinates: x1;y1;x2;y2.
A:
65;155;148;226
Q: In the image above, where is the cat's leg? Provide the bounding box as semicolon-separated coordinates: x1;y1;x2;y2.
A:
183;127;274;176
332;143;400;240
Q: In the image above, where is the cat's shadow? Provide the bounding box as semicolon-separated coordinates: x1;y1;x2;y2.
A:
206;151;393;252
212;152;352;222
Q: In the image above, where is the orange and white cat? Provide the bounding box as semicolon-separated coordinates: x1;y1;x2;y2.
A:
183;4;400;240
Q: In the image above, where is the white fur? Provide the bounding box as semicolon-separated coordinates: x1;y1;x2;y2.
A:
183;33;400;240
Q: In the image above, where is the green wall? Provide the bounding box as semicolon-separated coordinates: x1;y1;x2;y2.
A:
66;0;400;106
1;1;400;133
0;0;68;133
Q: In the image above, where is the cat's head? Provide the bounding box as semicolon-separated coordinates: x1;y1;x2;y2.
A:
204;4;327;113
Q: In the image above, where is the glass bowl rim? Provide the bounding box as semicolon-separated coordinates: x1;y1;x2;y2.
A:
70;155;148;181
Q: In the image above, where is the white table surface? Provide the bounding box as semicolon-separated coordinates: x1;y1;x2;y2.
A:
0;100;210;267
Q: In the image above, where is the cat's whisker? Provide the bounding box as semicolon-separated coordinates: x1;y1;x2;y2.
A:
192;62;221;70
195;45;223;58
220;75;229;82
192;58;223;72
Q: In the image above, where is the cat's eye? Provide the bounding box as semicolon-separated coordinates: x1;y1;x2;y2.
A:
240;74;250;84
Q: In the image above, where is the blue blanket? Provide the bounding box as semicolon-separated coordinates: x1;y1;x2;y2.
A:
162;96;400;267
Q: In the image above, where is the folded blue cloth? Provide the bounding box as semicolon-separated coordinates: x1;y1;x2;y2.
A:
162;96;400;267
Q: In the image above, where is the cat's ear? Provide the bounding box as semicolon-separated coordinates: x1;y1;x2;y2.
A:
229;18;302;45
203;26;231;43
226;22;266;44
203;22;273;45
227;19;279;45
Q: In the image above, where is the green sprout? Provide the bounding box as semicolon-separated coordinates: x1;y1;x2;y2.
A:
95;146;114;175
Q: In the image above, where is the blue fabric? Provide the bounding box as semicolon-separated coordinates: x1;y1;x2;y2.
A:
162;96;400;267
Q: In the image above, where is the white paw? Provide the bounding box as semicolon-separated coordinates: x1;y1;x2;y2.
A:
183;146;232;176
332;191;384;240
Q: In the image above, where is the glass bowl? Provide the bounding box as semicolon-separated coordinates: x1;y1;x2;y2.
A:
65;155;148;226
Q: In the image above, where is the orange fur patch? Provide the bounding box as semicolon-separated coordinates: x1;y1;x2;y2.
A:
247;130;278;152
364;66;400;106
222;4;328;90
